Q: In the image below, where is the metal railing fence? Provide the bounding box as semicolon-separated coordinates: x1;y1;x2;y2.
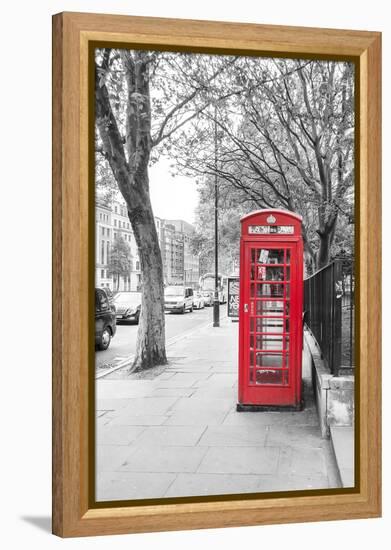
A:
304;258;354;375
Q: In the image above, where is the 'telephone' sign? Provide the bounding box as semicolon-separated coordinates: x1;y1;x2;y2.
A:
248;225;294;235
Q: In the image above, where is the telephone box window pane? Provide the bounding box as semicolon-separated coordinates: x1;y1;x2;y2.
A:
285;284;290;298
252;351;287;367
254;249;285;264
251;317;278;332
251;336;290;351
255;370;288;385
252;283;285;297
251;317;286;332
264;266;285;280
255;353;284;368
285;266;291;281
261;318;285;333
252;283;286;297
256;300;289;315
285;250;291;264
253;265;287;281
250;335;288;351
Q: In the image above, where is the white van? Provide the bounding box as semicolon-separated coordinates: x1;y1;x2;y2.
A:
164;286;194;313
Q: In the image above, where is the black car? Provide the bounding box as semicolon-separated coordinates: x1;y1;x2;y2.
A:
113;291;142;324
95;288;117;350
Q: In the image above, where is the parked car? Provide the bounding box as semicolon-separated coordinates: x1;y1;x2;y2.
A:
201;290;213;306
95;288;117;350
192;291;205;310
113;291;142;324
99;287;115;312
164;286;194;313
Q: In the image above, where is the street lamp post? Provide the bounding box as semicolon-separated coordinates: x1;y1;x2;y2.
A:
213;102;220;328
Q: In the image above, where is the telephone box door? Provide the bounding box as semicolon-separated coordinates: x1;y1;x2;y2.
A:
238;211;303;409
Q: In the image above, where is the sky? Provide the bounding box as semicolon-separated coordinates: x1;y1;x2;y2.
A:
149;158;199;225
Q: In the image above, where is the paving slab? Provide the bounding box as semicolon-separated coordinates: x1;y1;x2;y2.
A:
195;373;237;387
96;445;136;472
197;446;280;475
149;388;196;398
190;386;237;399
96;381;154;399
164;410;230;426
169;397;233;415
96;425;145;446
265;425;323;448
96;398;134;411
164;473;263;498
223;410;319;428
115;396;178;416
154;372;177;380
197;425;267;447
256;473;331;492
119;445;208;473
107;414;169;426
278;445;328;476
96;415;114;429
96;410;110;418
208;365;237;373
97;471;176;501
134;426;206;447
152;372;210;388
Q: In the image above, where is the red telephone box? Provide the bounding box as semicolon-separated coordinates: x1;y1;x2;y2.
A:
238;209;303;410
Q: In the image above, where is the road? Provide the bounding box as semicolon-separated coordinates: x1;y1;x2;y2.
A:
95;304;227;370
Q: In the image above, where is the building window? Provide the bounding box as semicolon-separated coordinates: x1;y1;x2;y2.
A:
114;219;117;227
107;241;110;263
101;240;105;264
115;206;118;213
101;269;104;278
127;223;129;229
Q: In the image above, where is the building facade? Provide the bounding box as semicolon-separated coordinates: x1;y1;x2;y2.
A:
95;197;200;291
164;220;200;287
111;199;141;291
95;202;113;290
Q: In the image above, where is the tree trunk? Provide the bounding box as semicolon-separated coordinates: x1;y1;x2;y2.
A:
127;190;167;371
316;210;338;269
95;54;167;372
317;232;330;269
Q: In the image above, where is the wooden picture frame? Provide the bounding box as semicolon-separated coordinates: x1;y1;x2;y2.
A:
52;11;381;537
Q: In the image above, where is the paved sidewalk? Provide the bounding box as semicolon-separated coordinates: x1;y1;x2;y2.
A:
96;317;340;501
